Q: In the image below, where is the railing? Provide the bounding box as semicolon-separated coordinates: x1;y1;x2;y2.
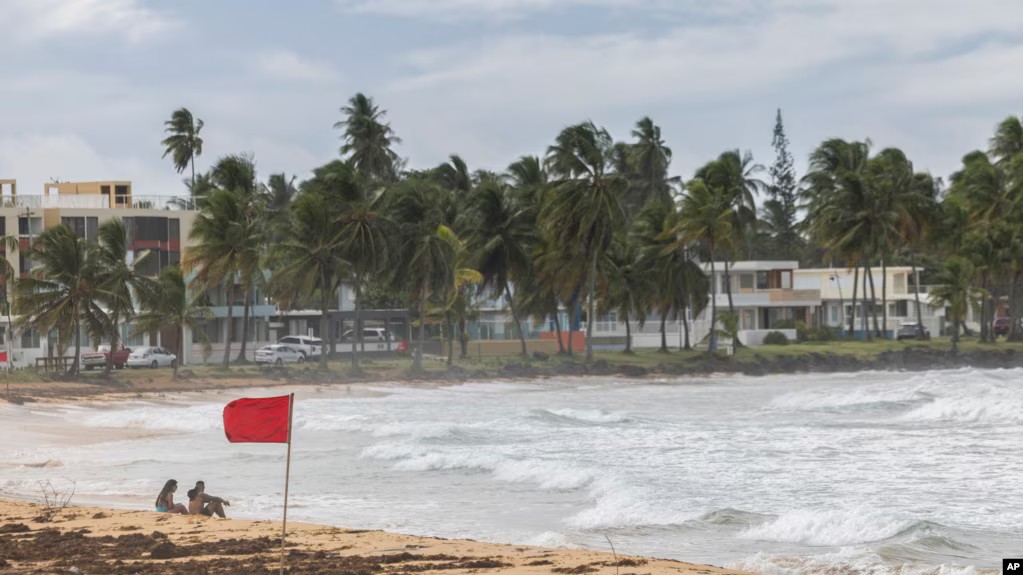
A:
1;195;201;211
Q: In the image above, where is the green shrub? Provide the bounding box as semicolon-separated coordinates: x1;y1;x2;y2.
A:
813;325;837;341
762;331;789;345
773;319;796;329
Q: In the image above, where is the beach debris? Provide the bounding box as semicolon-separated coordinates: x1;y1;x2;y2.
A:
0;522;30;533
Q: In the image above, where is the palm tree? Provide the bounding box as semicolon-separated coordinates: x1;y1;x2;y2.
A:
989;115;1023;166
634;198;681;352
602;235;653;353
929;257;981;353
693;150;764;347
185;188;259;368
629;117;677;209
432;226;483;365
96;219;152;375
14;226;107;377
665;180;733;353
802;139;873;338
334;93;402;183
210;154;261;361
261;173;298;242
134;266;213;379
385;178;457;372
268;192;348;370
336;192;391;372
463;179;534;356
543;121;628;361
161;108;204;191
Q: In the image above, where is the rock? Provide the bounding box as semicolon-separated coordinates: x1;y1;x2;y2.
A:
151;530;167;539
67;567;83;575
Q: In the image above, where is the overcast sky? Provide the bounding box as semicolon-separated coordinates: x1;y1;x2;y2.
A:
1;0;1022;197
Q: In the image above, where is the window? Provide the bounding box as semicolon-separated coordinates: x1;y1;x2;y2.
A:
894;273;906;294
18;217;29;236
739;274;754;290
891;300;908;317
21;328;40;349
756;271;769;290
0;326;4;345
61;217;97;241
780;271;792;290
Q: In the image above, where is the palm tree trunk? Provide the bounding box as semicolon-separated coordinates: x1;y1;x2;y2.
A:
709;258;718;353
352;279;362;372
320;271;330;371
881;257;888;339
724;259;739;348
623;314;632;353
72;317;81;377
1010;271;1020;341
683;307;692;350
237;282;251;362
861;261;870;339
505;284;528;356
223;283;235;368
850;262;860;339
979;277;988;343
414;279;426;372
553;309;565;354
190;150;196;196
586;251;596;362
568;292;576;356
174;323;183;380
867;265;880;338
105;311;118;376
446;313;454;367
912;258;925;339
658;313;668;353
459;318;468;358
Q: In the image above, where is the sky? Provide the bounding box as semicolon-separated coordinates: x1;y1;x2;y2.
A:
1;0;1022;197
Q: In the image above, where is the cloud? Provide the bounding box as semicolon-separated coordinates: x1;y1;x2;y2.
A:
0;0;176;43
0;133;182;197
335;0;639;20
378;0;1023;176
253;50;340;84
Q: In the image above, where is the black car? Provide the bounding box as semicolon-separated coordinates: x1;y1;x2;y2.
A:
896;323;929;340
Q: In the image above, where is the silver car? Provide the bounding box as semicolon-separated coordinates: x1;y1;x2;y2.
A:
255;344;305;366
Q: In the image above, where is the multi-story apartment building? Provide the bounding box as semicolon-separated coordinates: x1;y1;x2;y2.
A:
0;179;211;367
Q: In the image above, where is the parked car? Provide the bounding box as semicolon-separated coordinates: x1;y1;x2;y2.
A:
341;327;395;343
255;344;305;366
993;317;1011;337
81;345;132;370
277;335;322;358
126;346;177;369
896;322;930;341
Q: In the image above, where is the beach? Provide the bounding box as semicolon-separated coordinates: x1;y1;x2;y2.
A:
2;371;1017;575
0;498;739;574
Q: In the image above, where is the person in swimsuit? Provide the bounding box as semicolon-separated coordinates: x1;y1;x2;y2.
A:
154;479;188;514
186;480;230;518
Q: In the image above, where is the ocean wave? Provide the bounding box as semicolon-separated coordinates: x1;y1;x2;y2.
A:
534;408;632;425
522;531;577;548
768;382;934;413
696;508;772;527
361;443;598;490
900;390;1023;425
565;481;696;529
731;548;993;575
739;507;914;546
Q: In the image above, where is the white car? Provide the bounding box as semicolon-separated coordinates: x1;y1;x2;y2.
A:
342;327;395;343
126;346;177;369
255;344;305;366
277;335;322;358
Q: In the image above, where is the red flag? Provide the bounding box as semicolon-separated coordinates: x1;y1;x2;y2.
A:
223;395;291;443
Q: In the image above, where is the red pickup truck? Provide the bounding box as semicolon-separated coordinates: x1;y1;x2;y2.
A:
81;345;133;370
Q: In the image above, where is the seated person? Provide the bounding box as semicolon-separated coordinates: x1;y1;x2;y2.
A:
186;480;230;518
155;479;188;514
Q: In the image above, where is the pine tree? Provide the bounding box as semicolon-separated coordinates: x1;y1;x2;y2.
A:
761;109;803;259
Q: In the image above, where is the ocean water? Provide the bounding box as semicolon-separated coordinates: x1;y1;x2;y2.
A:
2;369;1020;575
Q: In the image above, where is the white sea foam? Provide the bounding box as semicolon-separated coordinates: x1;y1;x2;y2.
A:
900;388;1023;425
542;408;631;424
740;507;914;546
81;403;223;432
522;531;576;548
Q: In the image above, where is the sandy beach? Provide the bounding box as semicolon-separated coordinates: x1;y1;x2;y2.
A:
0;499;744;575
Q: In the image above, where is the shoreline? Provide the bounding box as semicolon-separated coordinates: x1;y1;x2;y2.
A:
4;345;1023;403
0;498;746;574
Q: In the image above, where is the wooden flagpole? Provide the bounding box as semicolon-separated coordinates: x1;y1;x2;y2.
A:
280;393;294;575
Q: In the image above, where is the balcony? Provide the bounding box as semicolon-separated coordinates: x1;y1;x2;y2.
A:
1;195;201;211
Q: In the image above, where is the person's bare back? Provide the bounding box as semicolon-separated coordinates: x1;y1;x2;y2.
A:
186;481;230;518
